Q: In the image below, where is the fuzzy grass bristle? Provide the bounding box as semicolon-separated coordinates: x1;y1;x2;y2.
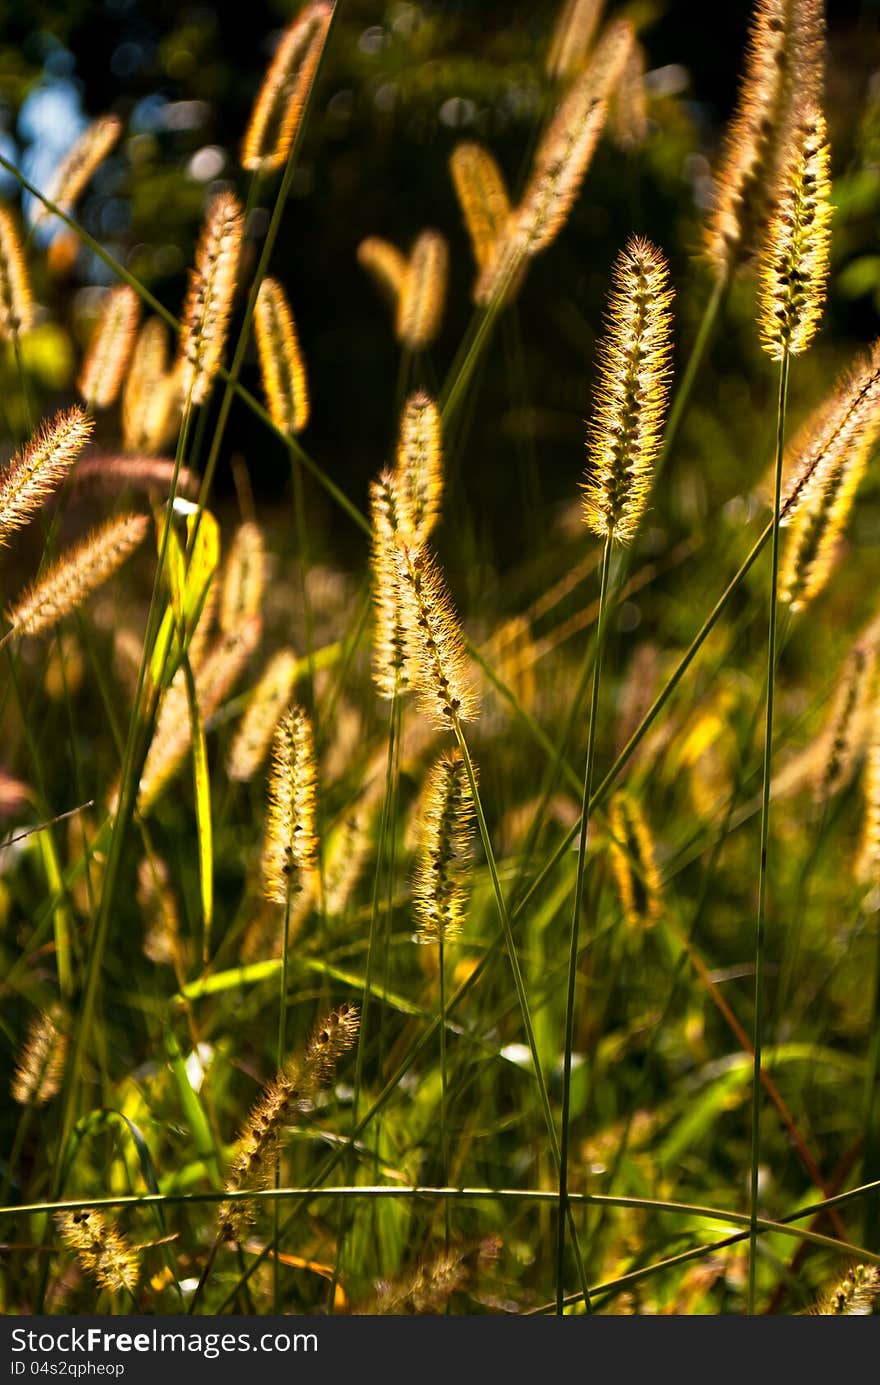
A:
227;647;299;782
514;88;608;258
262;703;319;905
394;543;478;727
40;115;122;221
219;1003;358;1239
581;236;674;543
413;749;475;944
176;191;244;407
78;285;141;410
779;434;871;612
449;143;512;276
56;1210;139;1297
758;106;831;360
73;455;199;500
396;231;448;351
611;40;649;150
11;1004;68;1106
704;0;825;273
0;407;93;544
0;207;33;342
241;2;333;173
607;791;662;929
220;521;265;635
546;0;604;79
369;470;411;701
254;277;309;436
395;390;443;545
813;640;876;805
6;512;148;640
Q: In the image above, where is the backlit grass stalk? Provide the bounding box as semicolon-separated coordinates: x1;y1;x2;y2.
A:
748;100;830;1314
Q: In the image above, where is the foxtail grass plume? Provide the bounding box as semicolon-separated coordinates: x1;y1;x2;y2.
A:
11;1004;68;1106
219;1003;359;1239
779;430;872;612
396;231;448;351
323;797;378;918
812;1264;880;1315
413;749;475;944
704;0;825;273
227;647;299;782
607;791;662;929
449;142;512;276
395;543;478;726
813;640;876;804
357;237;408;307
758;106;831;360
7;512;148;640
78;285;141;410
395;390;443;545
546;0;604;79
779;341;880;522
0;207;33;341
122;319;179;455
0;407;93;544
39;115;122;221
73;455;199;500
220;521;265;635
369;470;411;700
610;40;648;150
262;704;319;905
176;191;244;407
137;855;182;968
254;277;309;435
363;1241;497;1314
241;3;333;173
56;1210;139;1297
582;236;674;543
137;620;259;812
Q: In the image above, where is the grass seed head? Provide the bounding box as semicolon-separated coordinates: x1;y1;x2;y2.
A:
78;285;141;410
395;390;443;546
0;206;33;341
177;191;244;407
40;114;122;221
413;749;475;944
227;647;299;783
262;703;319;904
608;790;662;929
396;230;449;351
56;1210;139;1297
0;407;93;545
11;1004;68;1106
394;542;478;727
241;2;333;173
254;276;310;436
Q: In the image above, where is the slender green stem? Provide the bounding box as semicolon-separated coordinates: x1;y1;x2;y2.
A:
555;533;611;1314
273;885;293;1314
438;930;450;1252
451;719;592;1310
748;350;790;1313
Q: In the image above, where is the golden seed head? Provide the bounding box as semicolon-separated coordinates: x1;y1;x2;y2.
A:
413;749;475;944
73;454;199;500
241;2;333;173
514;90;609;258
779;341;880;523
394;542;478;727
263;703;319;905
0;407;93;545
227;647;299;782
758;106;832;360
369;470;411;701
137;854;182;967
704;0;825;274
610;40;649;150
395;390;443;546
357;236;408;307
0;207;33;341
219;1002;358;1239
56;1210;139;1297
813;1264;880;1316
254;276;309;435
396;231;448;351
122;318;180;455
41;114;122;221
176;191;244;407
581;235;674;543
11;1004;68;1106
220;521;265;635
449;142;512;276
546;0;604;80
7;512;148;640
607;791;662;929
779;435;870;613
815;640;876;805
78;285;141;410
